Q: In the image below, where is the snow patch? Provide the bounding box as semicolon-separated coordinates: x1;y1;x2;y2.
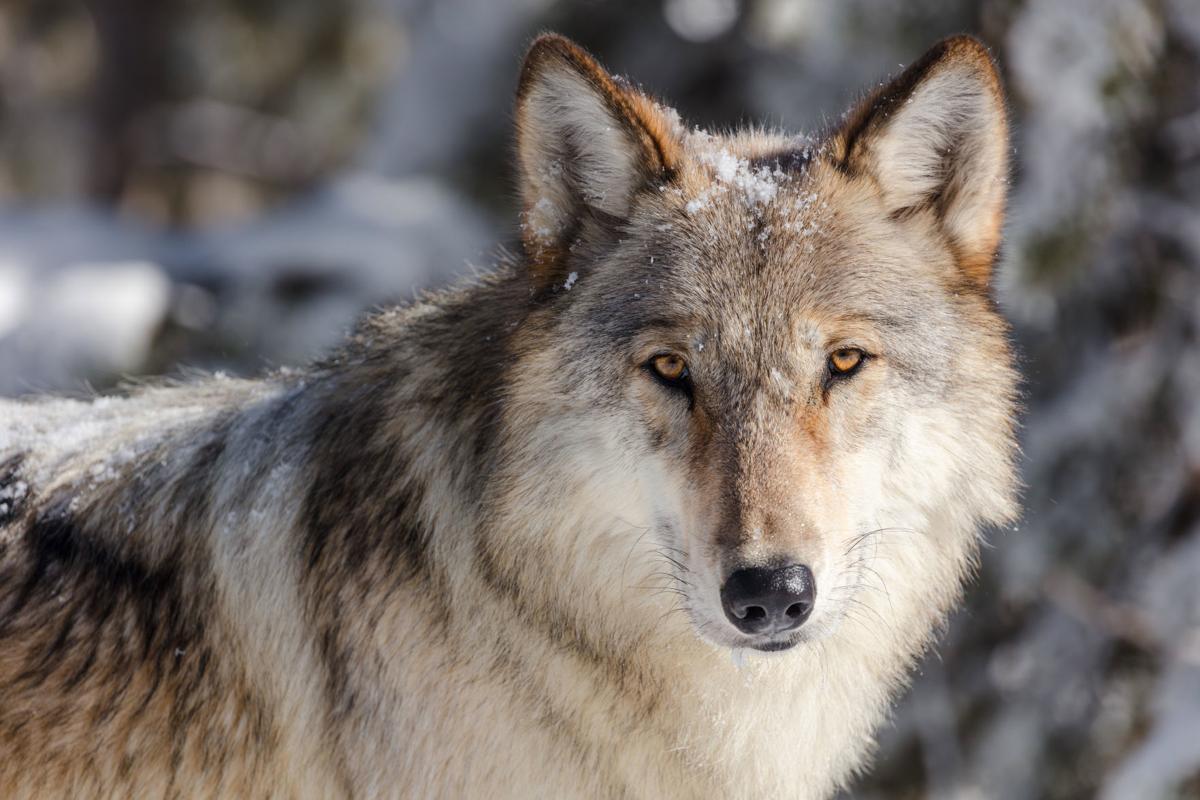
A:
684;135;791;216
527;196;558;242
679;131;828;222
0;480;27;503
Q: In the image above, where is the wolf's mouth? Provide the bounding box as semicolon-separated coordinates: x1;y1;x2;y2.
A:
745;635;800;653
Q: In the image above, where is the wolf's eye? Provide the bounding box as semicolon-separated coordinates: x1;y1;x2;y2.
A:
828;348;865;377
650;354;689;383
645;354;693;404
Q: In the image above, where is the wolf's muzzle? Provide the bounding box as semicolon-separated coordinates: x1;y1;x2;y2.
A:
720;564;816;635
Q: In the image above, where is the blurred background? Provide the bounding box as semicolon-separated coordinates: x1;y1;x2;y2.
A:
1;0;1198;796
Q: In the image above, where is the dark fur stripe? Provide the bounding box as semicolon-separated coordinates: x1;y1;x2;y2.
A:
2;511;201;688
748;146;814;174
298;372;448;767
301;383;432;584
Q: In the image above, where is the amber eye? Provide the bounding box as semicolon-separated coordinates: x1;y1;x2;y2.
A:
828;348;865;376
650;353;689;383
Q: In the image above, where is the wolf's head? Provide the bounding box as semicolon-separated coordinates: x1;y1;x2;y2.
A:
495;34;1018;656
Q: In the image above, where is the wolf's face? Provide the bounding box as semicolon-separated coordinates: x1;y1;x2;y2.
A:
508;36;1017;653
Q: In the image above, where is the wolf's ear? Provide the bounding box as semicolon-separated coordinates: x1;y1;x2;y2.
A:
516;34;680;282
832;36;1009;287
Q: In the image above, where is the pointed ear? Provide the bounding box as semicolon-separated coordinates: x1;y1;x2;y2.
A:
831;36;1009;288
515;34;681;282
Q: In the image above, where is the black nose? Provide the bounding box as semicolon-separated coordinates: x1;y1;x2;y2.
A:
720;564;816;635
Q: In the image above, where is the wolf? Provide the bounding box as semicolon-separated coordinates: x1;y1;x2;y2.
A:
0;33;1017;799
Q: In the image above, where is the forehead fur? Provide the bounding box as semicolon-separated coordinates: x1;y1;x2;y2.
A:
569;129;961;351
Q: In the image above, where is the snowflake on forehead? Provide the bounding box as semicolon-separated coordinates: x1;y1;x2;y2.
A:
683;132;805;217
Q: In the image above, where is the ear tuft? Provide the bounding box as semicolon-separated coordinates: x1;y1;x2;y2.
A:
515;34;681;282
833;36;1009;287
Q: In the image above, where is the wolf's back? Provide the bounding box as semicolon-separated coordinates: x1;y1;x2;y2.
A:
0;380;323;797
